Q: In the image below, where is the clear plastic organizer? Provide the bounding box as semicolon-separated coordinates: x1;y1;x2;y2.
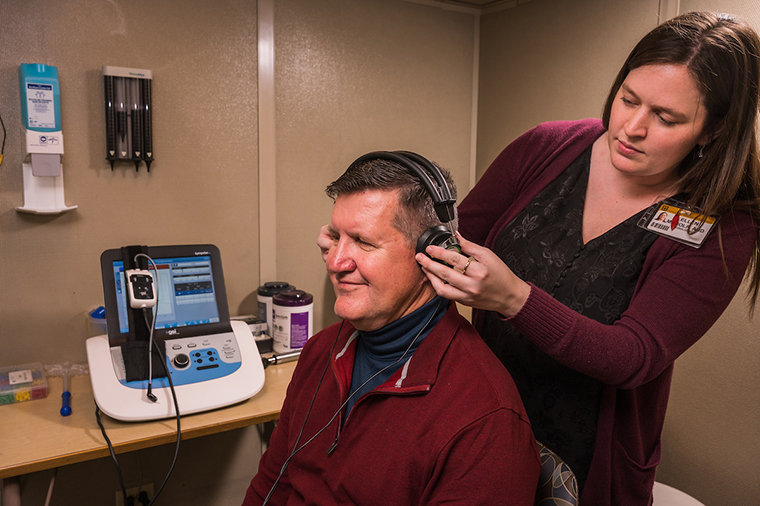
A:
0;362;48;405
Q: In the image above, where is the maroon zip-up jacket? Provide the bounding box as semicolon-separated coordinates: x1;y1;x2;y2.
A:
243;301;540;506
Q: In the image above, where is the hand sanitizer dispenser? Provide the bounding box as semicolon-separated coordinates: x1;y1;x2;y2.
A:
17;63;76;214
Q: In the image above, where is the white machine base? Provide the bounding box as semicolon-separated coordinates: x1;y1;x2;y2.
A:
86;320;265;421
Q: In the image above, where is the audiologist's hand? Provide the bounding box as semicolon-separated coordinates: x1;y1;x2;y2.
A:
317;224;332;262
416;234;530;318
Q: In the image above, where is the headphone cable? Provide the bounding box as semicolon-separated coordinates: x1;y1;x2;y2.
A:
95;404;129;505
97;252;181;506
134;253;159;402
0;108;6;166
261;320;343;505
146;339;181;506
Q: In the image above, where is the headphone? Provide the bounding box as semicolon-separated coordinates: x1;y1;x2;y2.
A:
347;150;461;255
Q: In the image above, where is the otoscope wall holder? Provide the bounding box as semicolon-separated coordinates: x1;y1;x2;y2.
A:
103;66;154;171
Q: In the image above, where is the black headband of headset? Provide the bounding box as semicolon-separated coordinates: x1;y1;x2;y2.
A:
347;150;456;223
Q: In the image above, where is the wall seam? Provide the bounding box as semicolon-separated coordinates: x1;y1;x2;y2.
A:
258;0;277;282
469;12;480;191
658;0;680;23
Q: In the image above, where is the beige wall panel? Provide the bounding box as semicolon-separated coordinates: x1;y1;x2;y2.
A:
0;0;259;366
477;0;658;177
659;283;760;505
273;0;476;331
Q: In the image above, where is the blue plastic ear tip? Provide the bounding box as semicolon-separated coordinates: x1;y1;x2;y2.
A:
60;406;72;416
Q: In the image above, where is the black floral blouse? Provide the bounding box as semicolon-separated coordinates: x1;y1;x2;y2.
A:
481;147;658;492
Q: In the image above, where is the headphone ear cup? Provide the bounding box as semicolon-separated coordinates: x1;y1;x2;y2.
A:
416;225;455;255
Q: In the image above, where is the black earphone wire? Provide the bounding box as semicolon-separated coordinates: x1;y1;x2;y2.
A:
95;405;129;505
95;338;181;506
134;253;182;505
0;107;6;157
261;298;443;505
134;253;159;402
145;338;181;506
261;320;344;505
96;252;181;506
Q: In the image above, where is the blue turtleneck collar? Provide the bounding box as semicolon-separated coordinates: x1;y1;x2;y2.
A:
345;296;447;419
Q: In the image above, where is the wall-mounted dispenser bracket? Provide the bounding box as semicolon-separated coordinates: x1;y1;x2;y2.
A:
16;63;77;215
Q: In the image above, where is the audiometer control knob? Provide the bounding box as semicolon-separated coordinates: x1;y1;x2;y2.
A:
173;353;190;369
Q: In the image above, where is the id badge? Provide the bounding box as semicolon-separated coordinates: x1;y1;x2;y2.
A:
637;198;718;248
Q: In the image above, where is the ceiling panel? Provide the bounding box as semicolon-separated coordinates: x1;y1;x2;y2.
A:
420;0;526;13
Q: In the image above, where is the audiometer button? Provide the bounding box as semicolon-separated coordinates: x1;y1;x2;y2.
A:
187;343;197;348
172;344;182;350
173;353;190;369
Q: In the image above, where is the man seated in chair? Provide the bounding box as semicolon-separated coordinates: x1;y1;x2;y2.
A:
241;153;540;506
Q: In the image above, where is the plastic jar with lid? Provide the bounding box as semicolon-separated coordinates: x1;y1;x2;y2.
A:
272;290;313;353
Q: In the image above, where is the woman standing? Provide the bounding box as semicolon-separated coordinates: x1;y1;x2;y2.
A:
416;11;760;505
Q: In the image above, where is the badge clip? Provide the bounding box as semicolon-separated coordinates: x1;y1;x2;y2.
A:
637;198;719;248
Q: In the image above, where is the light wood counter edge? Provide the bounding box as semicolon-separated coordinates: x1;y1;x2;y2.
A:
0;361;295;479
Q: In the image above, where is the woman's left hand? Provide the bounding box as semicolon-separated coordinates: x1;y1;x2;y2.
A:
317;224;332;262
415;234;531;318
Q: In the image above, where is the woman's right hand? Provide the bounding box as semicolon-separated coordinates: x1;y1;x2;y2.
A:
415;234;531;318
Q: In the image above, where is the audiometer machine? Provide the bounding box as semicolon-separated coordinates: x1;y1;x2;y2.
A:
86;244;265;421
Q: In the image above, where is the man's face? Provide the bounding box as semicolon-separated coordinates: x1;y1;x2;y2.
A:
325;189;435;331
